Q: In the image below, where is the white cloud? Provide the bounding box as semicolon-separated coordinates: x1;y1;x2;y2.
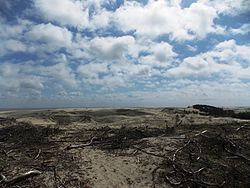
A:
0;39;27;55
19;79;44;90
229;24;250;35
150;42;177;62
24;23;73;55
78;62;108;78
34;0;89;27
76;59;152;90
1;0;250;107
113;0;219;40
83;74;127;89
88;36;136;61
26;23;72;48
0;19;35;56
41;62;78;87
198;0;250;15
139;41;177;68
0;63;44;97
89;10;112;29
0;57;78;100
0;21;24;39
124;79;250;107
167;40;250;79
110;61;151;77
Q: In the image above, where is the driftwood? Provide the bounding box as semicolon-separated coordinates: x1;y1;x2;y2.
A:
0;170;41;186
65;137;97;150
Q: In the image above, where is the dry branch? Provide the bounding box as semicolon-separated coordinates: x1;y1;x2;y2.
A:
225;148;250;162
131;146;166;158
194;130;208;137
65;137;97;150
155;126;250;187
0;170;41;186
173;140;191;161
236;125;250;132
34;149;41;160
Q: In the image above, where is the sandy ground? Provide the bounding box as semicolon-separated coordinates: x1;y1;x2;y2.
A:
0;107;250;187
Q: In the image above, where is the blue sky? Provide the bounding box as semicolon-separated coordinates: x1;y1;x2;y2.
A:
0;0;250;108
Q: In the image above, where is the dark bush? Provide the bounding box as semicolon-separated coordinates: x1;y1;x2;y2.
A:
234;112;250;120
0;122;60;145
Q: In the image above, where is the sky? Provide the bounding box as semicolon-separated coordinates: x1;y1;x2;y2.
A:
0;0;250;108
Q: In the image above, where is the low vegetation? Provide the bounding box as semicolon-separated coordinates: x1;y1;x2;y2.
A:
0;106;249;187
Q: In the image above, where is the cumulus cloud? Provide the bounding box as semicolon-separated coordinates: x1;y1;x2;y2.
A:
113;0;219;40
110;61;151;77
0;39;27;55
0;58;78;100
76;59;152;90
88;36;136;61
150;42;177;62
26;23;72;48
78;63;108;78
31;0;246;41
19;79;44;90
41;62;78;87
198;0;250;15
0;63;44;97
34;0;89;27
140;41;177;68
167;40;250;79
0;18;32;39
0;19;37;56
77;59;152;90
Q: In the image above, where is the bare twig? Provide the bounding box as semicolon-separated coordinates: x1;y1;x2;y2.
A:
192;167;206;174
176;119;183;127
131;146;166;158
34;149;41;160
225;148;250;162
49;138;92;143
3;149;16;160
194;130;208;137
65;137;97;150
237;125;250;132
0;174;7;184
173;140;191;161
